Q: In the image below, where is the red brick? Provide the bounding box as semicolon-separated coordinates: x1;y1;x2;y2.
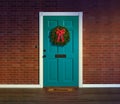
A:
0;0;120;84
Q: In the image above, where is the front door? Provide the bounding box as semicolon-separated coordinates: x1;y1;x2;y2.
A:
43;16;79;87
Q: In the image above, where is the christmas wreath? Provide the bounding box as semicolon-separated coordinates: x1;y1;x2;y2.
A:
50;26;70;46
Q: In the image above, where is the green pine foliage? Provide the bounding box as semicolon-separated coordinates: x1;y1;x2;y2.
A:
50;26;70;46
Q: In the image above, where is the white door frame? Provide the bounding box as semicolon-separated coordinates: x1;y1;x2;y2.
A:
39;12;83;88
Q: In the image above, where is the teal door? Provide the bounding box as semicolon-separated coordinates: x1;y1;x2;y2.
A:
43;16;79;87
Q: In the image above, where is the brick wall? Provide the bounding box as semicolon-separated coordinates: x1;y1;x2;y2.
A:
0;0;41;84
83;0;120;84
0;0;120;84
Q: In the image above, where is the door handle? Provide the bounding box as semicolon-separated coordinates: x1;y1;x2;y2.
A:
43;55;46;58
43;49;46;52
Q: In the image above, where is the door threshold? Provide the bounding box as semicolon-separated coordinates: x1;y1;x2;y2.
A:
44;87;78;92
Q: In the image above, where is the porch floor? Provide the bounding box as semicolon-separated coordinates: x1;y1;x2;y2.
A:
0;88;120;104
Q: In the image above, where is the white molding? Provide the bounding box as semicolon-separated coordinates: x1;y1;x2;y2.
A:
82;84;120;88
39;12;83;88
40;12;81;16
78;12;83;88
39;12;43;88
0;85;41;88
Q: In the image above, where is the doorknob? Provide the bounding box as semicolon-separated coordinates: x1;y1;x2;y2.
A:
43;55;46;58
43;49;46;52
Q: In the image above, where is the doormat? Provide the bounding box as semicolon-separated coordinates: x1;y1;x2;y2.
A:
45;87;77;92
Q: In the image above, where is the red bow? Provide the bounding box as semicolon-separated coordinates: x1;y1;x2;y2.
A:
56;28;65;42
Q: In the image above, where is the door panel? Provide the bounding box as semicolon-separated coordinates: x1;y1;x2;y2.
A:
43;16;78;87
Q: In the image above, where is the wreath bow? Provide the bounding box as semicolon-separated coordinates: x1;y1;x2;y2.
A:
56;28;66;42
50;26;70;46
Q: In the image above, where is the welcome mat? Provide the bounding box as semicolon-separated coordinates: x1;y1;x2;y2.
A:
45;87;77;92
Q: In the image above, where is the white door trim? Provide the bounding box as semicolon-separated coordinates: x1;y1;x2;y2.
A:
39;12;83;88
